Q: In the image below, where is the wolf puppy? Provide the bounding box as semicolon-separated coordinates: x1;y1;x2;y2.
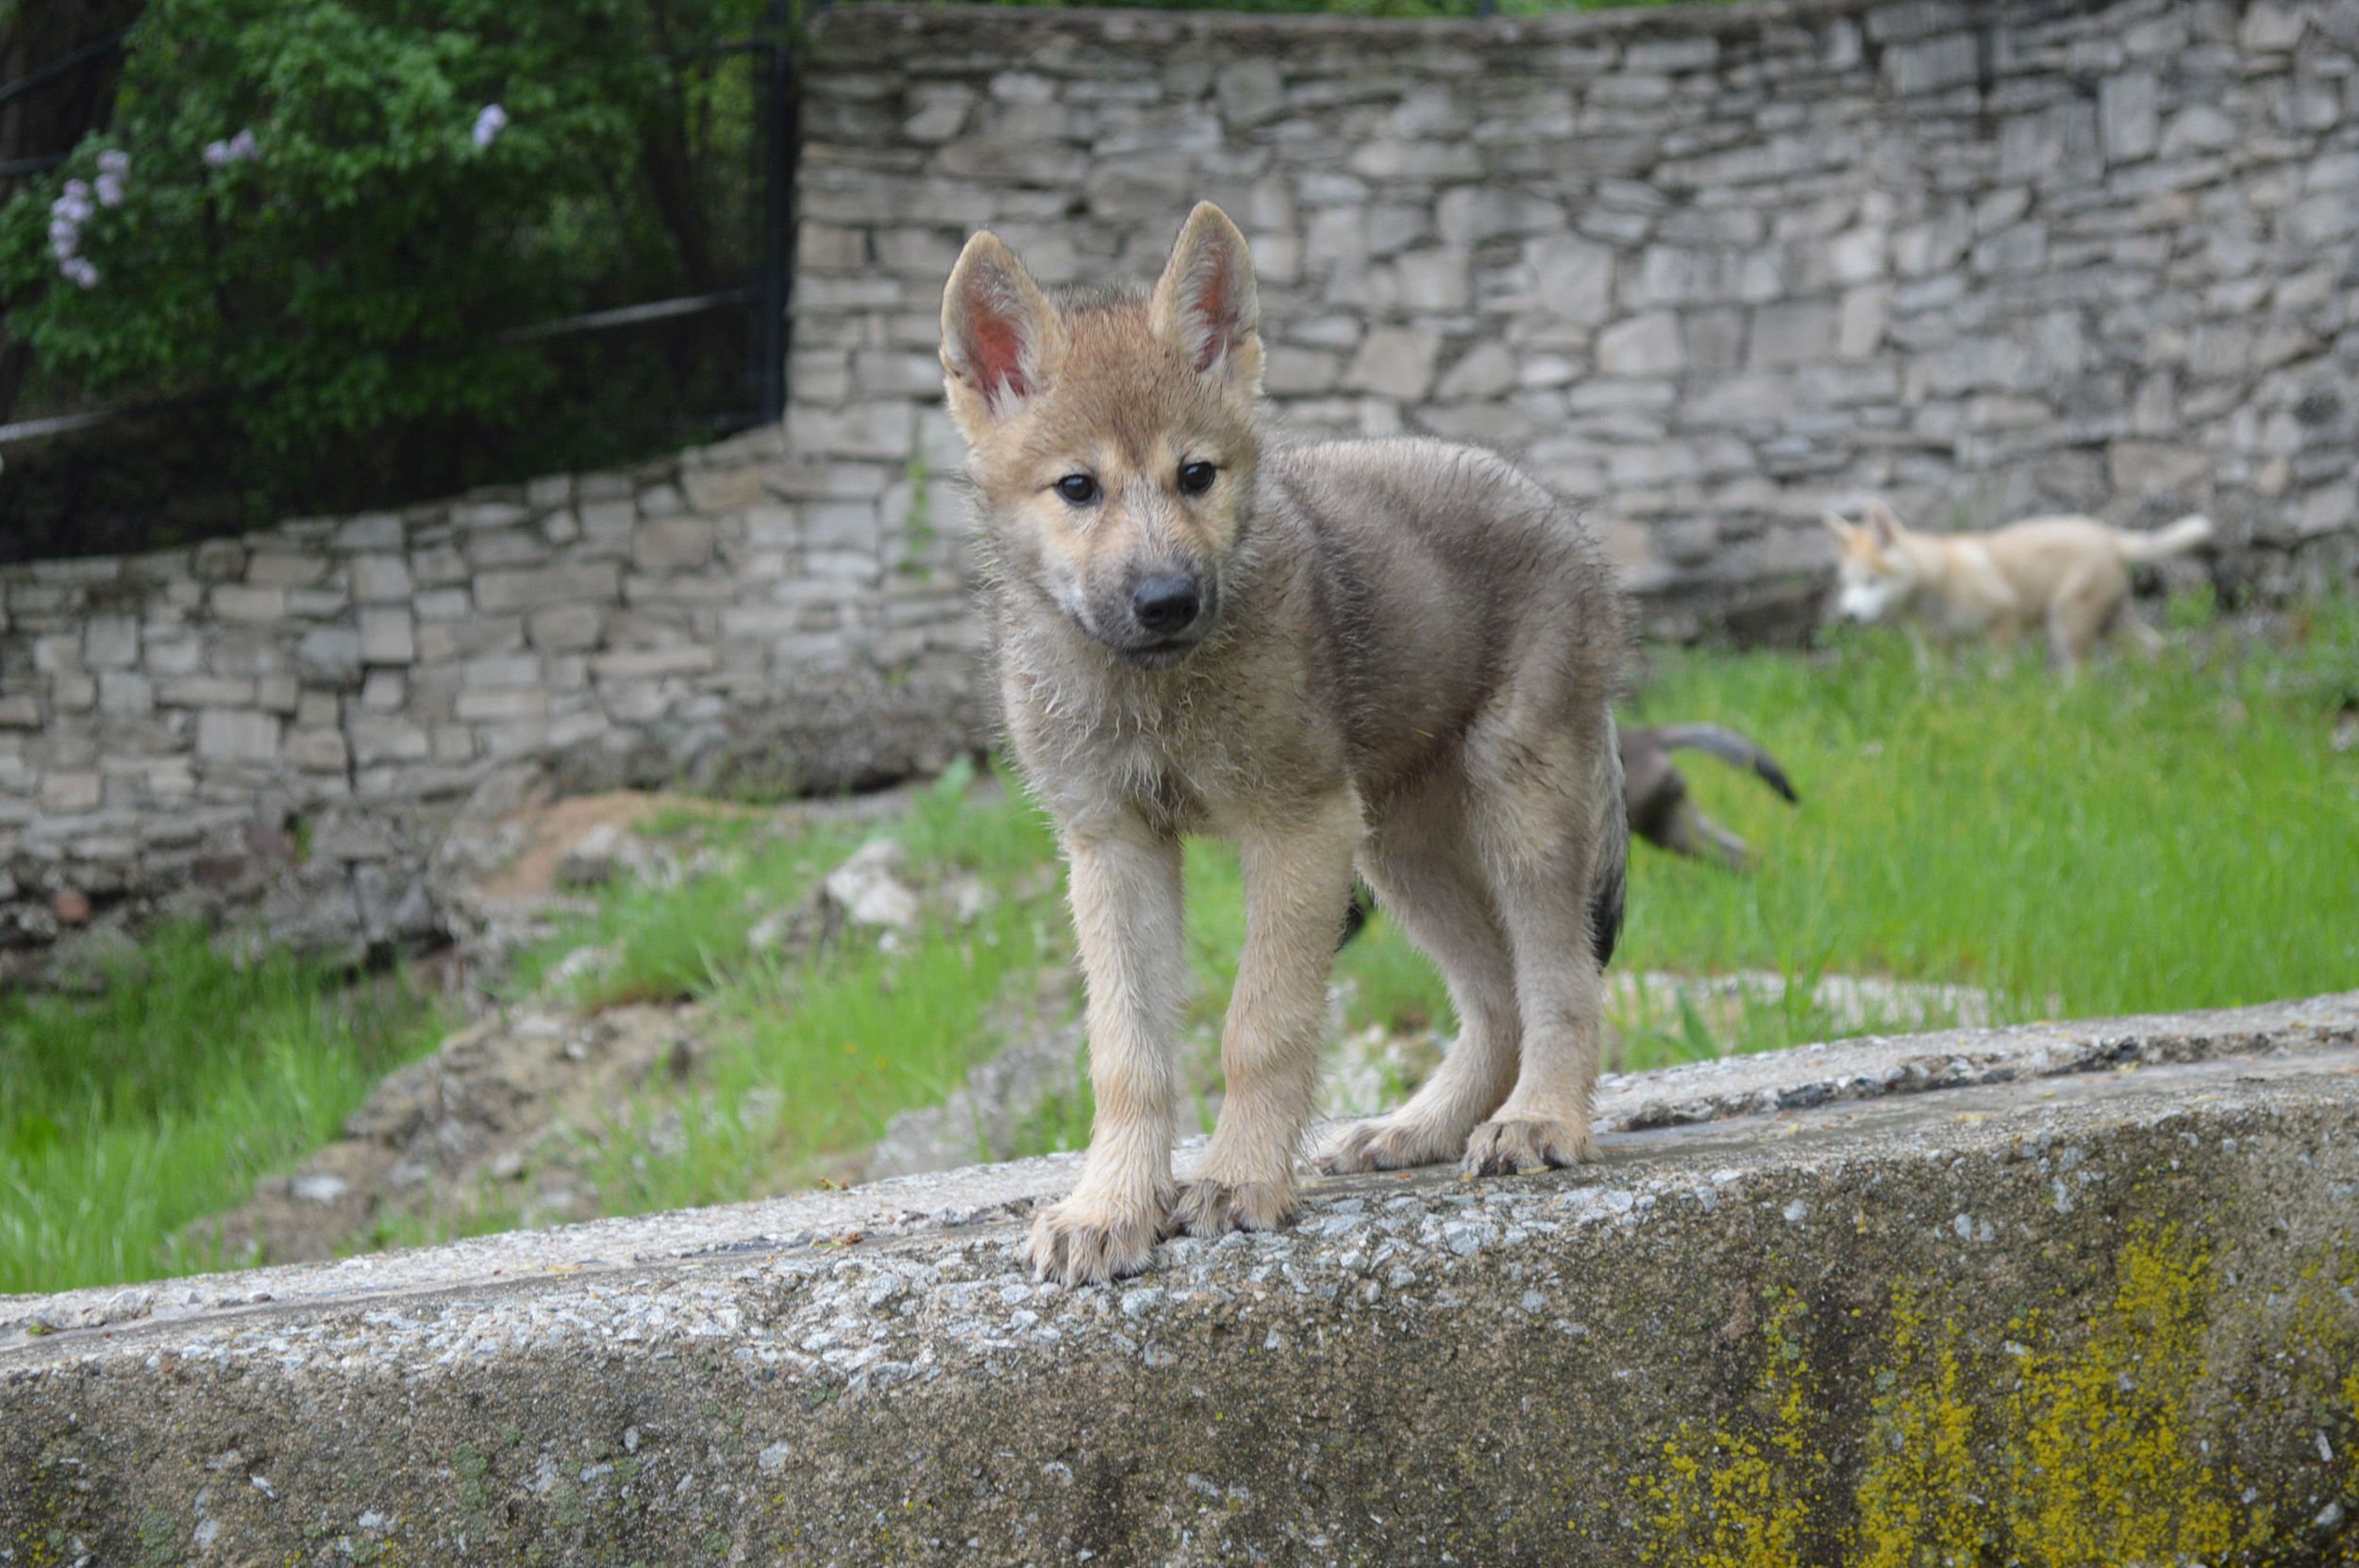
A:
944;204;1629;1285
1827;499;2212;672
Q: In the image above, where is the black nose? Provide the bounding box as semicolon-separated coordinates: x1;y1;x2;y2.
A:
1130;575;1200;635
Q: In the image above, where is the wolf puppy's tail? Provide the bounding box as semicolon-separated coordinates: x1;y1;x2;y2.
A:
1648;723;1800;804
2115;514;2215;563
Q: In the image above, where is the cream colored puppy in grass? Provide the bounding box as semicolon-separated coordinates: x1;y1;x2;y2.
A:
942;203;1630;1286
1826;499;2213;672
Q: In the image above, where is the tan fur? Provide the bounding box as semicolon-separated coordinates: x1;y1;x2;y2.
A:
944;203;1631;1285
1827;499;2213;672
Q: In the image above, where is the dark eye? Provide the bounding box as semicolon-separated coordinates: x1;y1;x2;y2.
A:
1177;460;1216;496
1055;473;1098;505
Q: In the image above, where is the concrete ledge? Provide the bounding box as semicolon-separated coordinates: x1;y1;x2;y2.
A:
6;993;2357;1562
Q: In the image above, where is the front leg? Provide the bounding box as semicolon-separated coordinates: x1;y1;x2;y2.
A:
1025;818;1187;1285
1172;790;1362;1239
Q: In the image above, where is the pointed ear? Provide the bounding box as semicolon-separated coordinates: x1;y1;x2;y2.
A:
1864;500;1903;546
1149;202;1263;394
942;231;1059;439
1821;511;1856;540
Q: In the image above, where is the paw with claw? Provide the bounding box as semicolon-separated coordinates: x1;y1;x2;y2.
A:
1461;1115;1596;1177
1169;1177;1295;1240
1023;1187;1169;1285
1311;1114;1465;1176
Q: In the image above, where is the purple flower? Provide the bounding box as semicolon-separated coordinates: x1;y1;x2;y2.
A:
59;257;99;289
48;219;78;259
52;180;93;225
96;150;129;177
471;104;508;149
205;130;259;168
94;171;124;208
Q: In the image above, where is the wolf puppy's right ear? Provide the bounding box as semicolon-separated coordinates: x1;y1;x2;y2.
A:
943;231;1060;440
1149;202;1263;395
1821;511;1856;539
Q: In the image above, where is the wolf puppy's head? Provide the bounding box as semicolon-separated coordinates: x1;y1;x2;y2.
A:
943;202;1265;671
1824;500;1916;624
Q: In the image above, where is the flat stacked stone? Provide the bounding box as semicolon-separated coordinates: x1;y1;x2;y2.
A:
0;423;988;968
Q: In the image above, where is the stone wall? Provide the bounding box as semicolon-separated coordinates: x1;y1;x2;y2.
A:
11;0;2359;959
797;0;2359;640
0;430;986;970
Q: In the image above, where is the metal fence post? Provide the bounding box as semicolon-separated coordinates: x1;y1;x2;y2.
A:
757;5;795;425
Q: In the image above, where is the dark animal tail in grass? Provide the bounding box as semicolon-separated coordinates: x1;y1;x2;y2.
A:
1619;723;1801;874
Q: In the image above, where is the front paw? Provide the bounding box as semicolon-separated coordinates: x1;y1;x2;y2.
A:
1312;1115;1462;1176
1462;1115;1596;1176
1170;1177;1296;1239
1024;1190;1168;1285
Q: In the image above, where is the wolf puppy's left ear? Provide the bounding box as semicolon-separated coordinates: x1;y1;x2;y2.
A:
943;230;1060;440
1149;202;1263;395
1862;500;1903;545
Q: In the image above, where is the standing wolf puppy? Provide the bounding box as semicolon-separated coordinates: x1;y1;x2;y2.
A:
944;203;1629;1285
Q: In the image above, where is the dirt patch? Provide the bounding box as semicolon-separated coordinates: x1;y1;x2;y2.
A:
473;792;674;904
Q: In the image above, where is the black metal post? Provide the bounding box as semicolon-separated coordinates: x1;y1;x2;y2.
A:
757;5;795;425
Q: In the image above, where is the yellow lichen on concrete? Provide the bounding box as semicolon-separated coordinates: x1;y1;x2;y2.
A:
1634;1289;1826;1568
1851;1295;1986;1568
1631;1226;2347;1563
2000;1226;2245;1566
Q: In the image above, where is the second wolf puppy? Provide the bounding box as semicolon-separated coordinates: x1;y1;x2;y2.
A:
944;204;1629;1285
1621;724;1798;873
1827;499;2212;672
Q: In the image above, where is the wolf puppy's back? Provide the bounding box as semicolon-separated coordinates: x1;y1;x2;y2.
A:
945;202;1629;1287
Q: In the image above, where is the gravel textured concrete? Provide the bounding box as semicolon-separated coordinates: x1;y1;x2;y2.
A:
5;993;2357;1564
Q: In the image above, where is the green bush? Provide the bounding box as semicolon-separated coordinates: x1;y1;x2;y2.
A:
0;0;766;504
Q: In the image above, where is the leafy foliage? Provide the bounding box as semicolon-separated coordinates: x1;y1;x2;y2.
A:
0;0;767;503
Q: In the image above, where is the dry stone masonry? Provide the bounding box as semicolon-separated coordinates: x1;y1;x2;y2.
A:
0;433;985;970
8;0;2359;957
797;0;2359;639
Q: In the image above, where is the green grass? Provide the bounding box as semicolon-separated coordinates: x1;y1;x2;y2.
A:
402;761;1079;1236
10;597;2355;1287
0;926;446;1296
1615;603;2358;1022
514;597;2357;1224
1113;596;2359;1076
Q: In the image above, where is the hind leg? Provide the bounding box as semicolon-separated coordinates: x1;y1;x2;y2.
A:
1460;727;1619;1176
2047;565;2126;676
1313;777;1522;1174
1654;790;1751;874
2112;606;2167;660
1462;855;1612;1174
1685;806;1754;874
